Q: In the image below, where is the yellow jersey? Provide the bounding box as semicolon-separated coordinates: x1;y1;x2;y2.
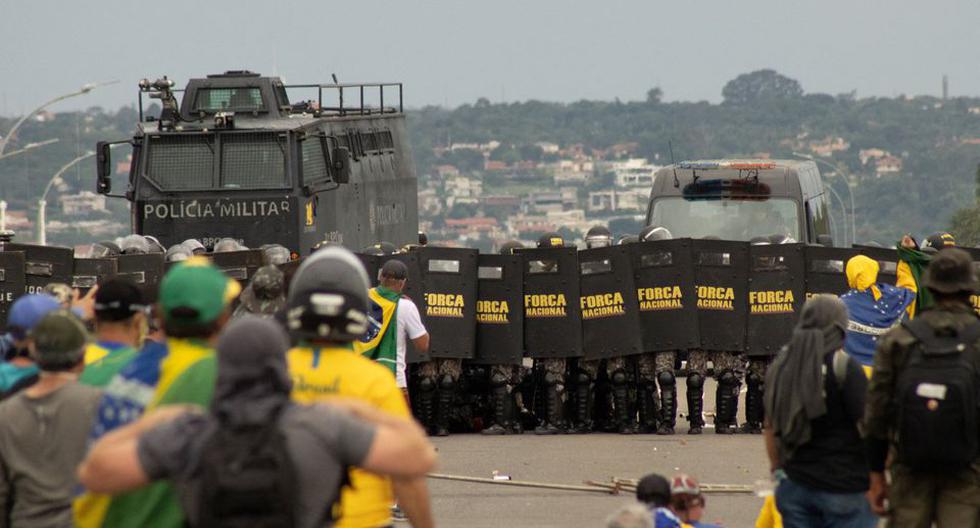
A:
287;345;408;528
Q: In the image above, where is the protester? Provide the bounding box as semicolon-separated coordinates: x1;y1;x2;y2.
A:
669;474;721;528
78;317;437;528
74;256;239;528
286;247;435;528
606;503;654;528
764;295;875;528
839;239;917;374
387;260;430;402
754;495;784;528
80;278;146;386
0;310;102;527
865;248;980;526
634;473;683;528
43;282;73;308
0;294;62;398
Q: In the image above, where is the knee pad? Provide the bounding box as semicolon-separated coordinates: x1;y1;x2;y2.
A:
576;371;592;386
439;374;455;391
686;373;704;390
610;369;628;386
418;377;436;393
718;370;738;386
746;370;764;386
543;372;560;387
489;371;509;387
657;370;676;388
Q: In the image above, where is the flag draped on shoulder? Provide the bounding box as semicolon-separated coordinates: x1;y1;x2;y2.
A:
896;245;933;316
353;286;401;374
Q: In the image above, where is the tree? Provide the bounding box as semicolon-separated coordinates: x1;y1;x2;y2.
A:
721;69;803;105
949;204;980;247
646;88;663;104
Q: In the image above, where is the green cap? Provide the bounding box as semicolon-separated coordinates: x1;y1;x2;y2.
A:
159;256;241;326
30;310;88;370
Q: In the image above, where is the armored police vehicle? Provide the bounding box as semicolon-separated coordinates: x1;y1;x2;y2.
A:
95;71;418;254
646;160;833;245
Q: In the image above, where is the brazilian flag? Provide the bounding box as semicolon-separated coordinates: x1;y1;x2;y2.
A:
897;244;933;316
354;286;400;374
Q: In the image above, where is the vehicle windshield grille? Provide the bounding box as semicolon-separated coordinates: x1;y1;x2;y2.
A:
146;135;214;190
220;133;287;189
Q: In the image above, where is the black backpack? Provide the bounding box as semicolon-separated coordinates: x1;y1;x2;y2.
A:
895;318;980;471
196;409;299;528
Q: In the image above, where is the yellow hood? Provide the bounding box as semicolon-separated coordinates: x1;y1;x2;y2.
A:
846;255;882;301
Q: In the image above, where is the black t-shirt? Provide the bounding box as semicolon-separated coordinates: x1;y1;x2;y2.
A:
783;353;870;493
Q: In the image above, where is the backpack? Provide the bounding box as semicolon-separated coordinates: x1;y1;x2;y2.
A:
196;408;300;528
894;318;980;471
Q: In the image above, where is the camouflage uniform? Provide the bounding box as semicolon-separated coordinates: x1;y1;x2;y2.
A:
232;265;285;319
637;351;677;434
533;357;567;434
418;358;462;436
865;302;980;526
686;349;745;434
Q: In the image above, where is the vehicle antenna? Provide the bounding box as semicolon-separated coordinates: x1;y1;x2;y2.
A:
668;141;679;188
331;73;339;85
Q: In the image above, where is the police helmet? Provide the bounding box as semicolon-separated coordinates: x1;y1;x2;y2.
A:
213;238;243;253
749;236;771;246
143;235;165;254
286;246;370;342
617;234;639;245
537;232;565;248
584;225;613;249
768;234;796;245
360;244;386;256
119;234;151;255
638;225;673;242
90;241;122;258
181;239;207;255
418;232;429;246
498;240;524;255
165;245;192;263
399;243;420;254
260;244;291;266
925;232;957;251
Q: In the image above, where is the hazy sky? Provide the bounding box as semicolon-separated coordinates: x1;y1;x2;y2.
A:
2;0;980;115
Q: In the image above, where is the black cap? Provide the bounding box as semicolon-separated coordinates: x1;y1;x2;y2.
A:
925;232;956;251
635;473;672;507
418;232;429;246
380;259;408;280
924;247;978;294
537;232;564;248
94;278;146;322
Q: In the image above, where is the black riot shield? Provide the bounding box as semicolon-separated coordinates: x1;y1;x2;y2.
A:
692;240;749;352
72;258;118;293
746;244;805;357
472;253;524;366
116;254;166;302
211;249;265;283
628;239;699;352
356;253;382;287
0;252;26;325
0;243;73;295
804;246;858;298
578;245;643;360
518;246;583;359
852;245;899;286
415;247;478;360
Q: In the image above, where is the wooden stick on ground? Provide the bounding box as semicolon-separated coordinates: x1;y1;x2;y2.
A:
427;473;620;495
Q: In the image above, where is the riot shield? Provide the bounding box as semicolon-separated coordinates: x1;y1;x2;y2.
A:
72;258;117;293
116;253;166;302
853;245;899;286
0;243;73;295
804;246;858;298
0;252;26;325
628;239;699;352
415;247;478;360
472;253;524;366
692;240;749;352
211;249;264;283
517;246;583;359
746;244;805;357
578;245;643;360
356;253;382;287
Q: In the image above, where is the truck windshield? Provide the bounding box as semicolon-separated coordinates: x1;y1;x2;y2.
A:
648;197;801;242
145;132;288;191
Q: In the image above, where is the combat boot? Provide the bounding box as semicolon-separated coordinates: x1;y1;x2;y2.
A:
434;374;454;437
415;376;437;435
636;381;659;434
715;370;739;435
567;371;594;434
610;370;635;434
482;381;510;436
686;373;704;435
656;371;676;435
740;371;763;434
534;373;564;435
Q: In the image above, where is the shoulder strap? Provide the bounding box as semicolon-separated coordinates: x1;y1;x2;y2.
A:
832;349;849;387
901;317;980;356
901;317;935;344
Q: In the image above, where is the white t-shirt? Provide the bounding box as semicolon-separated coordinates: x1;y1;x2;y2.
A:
396;297;428;388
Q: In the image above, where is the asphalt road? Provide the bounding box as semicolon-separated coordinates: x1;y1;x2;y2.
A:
426;378;772;528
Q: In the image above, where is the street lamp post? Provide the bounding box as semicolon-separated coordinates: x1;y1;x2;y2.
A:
0;138;60;161
0;81;118;157
793;152;857;246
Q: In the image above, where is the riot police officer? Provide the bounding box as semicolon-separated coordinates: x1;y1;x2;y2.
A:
572;225;636;434
482;240;527;435
636;225;677;434
531;232;571;435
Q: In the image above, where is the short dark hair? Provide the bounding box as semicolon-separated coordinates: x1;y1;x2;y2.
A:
162;313;224;339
